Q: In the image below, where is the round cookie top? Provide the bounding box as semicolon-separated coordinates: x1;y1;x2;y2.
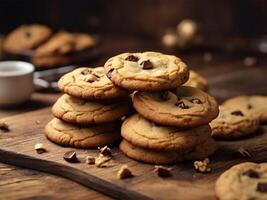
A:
3;24;52;54
210;106;259;139
133;86;219;127
215;162;267;200
52;94;131;124
120;138;217;164
121;114;212;151
58;67;129;100
45;118;120;148
223;96;267;123
183;70;208;91
104;52;189;91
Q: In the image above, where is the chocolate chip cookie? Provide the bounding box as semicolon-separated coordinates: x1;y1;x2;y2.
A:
215;162;267;200
121;114;212;151
223;96;267;123
120;138;217;164
45;118;120;148
133;86;219;127
3;24;52;54
52;94;131;124
210;106;259;139
58;67;129;100
104;52;189;91
183;70;208;91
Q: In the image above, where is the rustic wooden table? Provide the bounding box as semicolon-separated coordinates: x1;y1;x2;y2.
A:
1;36;267;200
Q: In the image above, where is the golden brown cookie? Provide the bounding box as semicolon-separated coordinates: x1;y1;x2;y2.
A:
3;24;52;54
133;86;219;127
183;70;208;91
73;33;95;51
104;52;189;91
215;162;267;200
58;67;129;100
223;96;267;123
52;94;131;125
210;106;259;139
121;114;212;151
45;118;120;148
120;138;217;164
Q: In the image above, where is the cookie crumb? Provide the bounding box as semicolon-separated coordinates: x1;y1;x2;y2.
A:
154;166;172;177
238;147;252;158
99;146;112;156
0;120;9;132
63;151;78;163
34;143;46;154
85;156;95;165
95;155;112;168
117;165;133;179
194;158;211;173
35;120;41;125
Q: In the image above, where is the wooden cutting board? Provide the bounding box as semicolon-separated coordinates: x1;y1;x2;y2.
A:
0;108;267;200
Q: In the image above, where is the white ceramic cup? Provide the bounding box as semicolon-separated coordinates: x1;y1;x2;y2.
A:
0;61;34;107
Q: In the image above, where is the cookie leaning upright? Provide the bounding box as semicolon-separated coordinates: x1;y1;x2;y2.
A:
104;52;189;91
58;67;129;100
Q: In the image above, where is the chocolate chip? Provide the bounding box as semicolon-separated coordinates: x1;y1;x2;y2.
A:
257;182;267;192
247;104;253;110
243;169;260;178
117;165;133;179
99;146;112;156
190;98;202;104
106;69;114;79
231;110;244;116
160;91;170;101
154;166;172;177
140;60;153;70
125;55;139;62
63;151;78;163
25;31;31;38
81;69;90;75
175;101;189;109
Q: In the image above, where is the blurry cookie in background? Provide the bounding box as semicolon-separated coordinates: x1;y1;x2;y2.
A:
211;106;259;140
223;96;267;123
183;70;209;91
3;24;52;54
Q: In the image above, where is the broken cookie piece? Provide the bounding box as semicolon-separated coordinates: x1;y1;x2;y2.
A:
117;165;133;179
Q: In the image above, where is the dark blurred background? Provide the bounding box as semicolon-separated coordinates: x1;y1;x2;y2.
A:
1;0;266;38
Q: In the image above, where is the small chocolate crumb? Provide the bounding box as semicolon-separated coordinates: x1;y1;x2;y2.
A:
190;98;202;104
63;151;78;163
243;169;260;178
117;165;133;179
247;104;253;110
99;146;112;156
175;101;189;109
95;155;112;168
34;143;46;154
106;69;114;79
160;91;170;101
231;110;244;116
154;166;172;177
0;120;9;132
125;55;139;62
238;147;252;158
140;60;153;70
257;182;267;192
85;156;95;165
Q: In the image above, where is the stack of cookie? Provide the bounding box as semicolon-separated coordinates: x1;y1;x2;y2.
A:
103;52;219;164
45;67;131;148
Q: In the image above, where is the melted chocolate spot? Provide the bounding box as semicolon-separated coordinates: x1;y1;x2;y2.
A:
25;31;31;38
247;104;253;110
175;101;189;109
231;110;244;116
81;69;90;75
106;69;114;79
190;98;202;104
257;182;267;193
140;60;153;70
125;55;139;62
243;169;260;178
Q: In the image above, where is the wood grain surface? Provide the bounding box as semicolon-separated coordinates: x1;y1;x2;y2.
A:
0;107;267;200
